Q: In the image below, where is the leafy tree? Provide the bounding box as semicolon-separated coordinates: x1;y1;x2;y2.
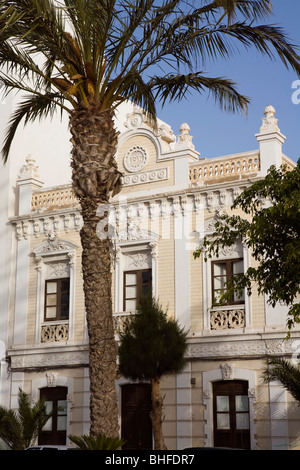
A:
0;0;299;437
194;161;300;331
0;388;51;450
118;295;188;450
262;357;300;404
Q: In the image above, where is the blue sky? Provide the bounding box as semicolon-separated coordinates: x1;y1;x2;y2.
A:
157;0;300;163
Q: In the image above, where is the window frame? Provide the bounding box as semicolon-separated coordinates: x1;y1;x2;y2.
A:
123;269;152;312
44;278;70;322
211;258;245;306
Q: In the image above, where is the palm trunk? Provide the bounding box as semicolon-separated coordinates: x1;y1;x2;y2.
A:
150;377;166;450
69;106;122;438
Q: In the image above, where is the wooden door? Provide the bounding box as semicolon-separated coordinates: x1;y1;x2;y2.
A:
121;384;152;450
39;387;68;445
213;380;251;450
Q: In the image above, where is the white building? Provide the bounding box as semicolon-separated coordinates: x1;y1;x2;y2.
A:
0;95;299;450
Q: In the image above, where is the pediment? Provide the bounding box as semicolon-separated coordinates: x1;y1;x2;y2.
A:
118;223;159;243
33;233;77;256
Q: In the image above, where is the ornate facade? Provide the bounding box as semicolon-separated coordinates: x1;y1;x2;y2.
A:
0;101;299;450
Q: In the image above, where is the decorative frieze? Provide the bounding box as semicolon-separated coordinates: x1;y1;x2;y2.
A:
189;337;292;360
13;186;253;242
122;167;168;186
13;213;83;240
9;346;89;371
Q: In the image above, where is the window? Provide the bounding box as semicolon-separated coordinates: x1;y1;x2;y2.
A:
123;269;152;311
44;278;70;321
212;259;244;305
39;387;68;445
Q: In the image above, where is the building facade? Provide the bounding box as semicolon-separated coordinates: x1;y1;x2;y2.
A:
0;100;299;450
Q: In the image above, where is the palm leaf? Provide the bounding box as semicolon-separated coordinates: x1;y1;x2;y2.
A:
262;357;300;404
150;72;250;113
0;389;52;450
69;433;125;450
2;92;68;162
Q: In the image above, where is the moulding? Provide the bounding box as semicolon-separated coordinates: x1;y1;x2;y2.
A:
188;336;300;360
8;345;89;371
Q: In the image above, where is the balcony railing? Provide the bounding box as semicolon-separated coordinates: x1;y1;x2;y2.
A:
113;312;134;336
210;307;245;330
190;152;260;186
32;187;79;211
41;321;69;343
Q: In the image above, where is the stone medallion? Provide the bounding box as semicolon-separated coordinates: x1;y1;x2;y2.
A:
123;146;148;173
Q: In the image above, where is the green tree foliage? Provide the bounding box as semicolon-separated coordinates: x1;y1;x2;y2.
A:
194;161;300;330
119;295;188;382
0;388;51;450
118;295;188;449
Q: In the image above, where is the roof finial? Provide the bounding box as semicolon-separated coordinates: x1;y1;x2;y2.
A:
259;105;280;133
177;122;195;149
17;154;40;180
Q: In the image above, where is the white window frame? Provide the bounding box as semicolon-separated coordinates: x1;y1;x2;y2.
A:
113;231;158;314
199;214;251;331
33;235;77;343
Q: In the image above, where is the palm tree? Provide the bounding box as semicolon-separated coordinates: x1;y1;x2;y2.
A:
0;388;51;450
0;0;299;438
69;433;125;450
262;357;300;404
118;295;188;450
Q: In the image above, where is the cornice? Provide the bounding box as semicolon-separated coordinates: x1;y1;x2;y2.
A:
7;343;89;371
187;333;300;360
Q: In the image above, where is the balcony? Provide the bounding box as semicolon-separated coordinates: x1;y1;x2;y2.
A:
41;321;69;343
210;307;245;330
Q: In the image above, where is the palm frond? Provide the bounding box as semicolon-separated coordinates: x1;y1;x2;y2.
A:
0;389;52;450
2;92;68;162
194;0;273;23
69;433;125;450
150;72;250;114
0;0;299;163
262;357;300;404
218;22;300;74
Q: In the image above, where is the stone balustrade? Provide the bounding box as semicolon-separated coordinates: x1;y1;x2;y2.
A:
32;187;79;211
190;152;260;186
